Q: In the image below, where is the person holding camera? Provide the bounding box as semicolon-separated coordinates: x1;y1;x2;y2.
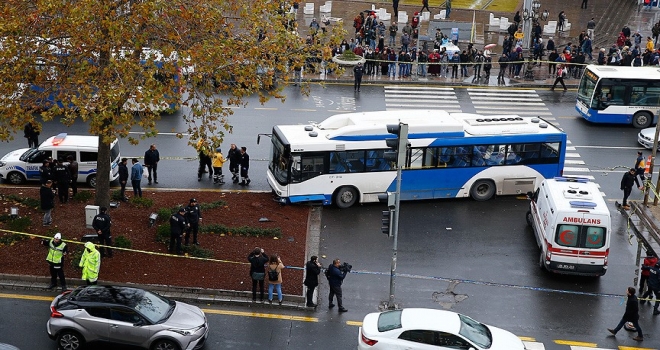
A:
248;247;269;302
303;256;321;307
326;258;349;312
42;232;68;292
267;255;285;305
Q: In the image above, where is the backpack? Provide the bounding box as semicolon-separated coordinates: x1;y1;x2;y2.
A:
268;267;279;281
325;265;332;279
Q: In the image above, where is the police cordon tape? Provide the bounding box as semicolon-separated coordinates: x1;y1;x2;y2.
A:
4;227;659;303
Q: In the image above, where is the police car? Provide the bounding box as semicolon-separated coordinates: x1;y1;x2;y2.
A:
0;133;120;187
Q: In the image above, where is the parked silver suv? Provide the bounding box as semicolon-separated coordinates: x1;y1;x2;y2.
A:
47;285;208;350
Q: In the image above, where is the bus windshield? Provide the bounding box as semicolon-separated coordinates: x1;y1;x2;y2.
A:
577;68;598;107
269;133;290;185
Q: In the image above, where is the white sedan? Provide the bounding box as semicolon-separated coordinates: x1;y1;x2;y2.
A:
358;308;527;350
638;127;660;150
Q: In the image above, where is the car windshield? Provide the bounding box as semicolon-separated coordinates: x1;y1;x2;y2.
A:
458;314;492;348
134;290;174;324
19;148;39;162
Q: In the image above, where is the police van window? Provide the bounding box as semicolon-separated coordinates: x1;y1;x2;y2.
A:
80;152;98;163
555;224;579;247
57;150;76;162
584;226;606;249
26;150;52;164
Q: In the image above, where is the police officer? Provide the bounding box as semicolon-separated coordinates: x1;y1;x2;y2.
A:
641;261;660;315
40;160;52;185
80;242;101;285
66;155;79;198
239;147;251;186
326;258;349;312
169;207;187;255
54;159;70;204
92;206;113;258
185;198;202;245
42;232;68;292
228;144;241;183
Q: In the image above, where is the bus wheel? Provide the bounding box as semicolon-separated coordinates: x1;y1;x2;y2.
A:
470;180;495;201
526;211;533;227
334;186;358;208
633;112;653;128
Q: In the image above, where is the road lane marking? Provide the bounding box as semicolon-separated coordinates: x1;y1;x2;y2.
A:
291;108;317;112
0;292;52;302
619;346;658;350
201;308;318;322
519;337;537;342
573;145;645;150
346;320;362;326
554;340;597;347
523;341;545;349
254;107;277;110
558;116;578;119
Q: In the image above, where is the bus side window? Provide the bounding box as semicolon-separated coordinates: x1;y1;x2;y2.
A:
329;152;347;173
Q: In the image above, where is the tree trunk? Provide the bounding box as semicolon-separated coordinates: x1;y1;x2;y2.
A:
95;137;111;207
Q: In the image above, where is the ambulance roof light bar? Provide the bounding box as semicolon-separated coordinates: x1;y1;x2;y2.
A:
554;176;589;183
569;200;597;209
52;133;67;146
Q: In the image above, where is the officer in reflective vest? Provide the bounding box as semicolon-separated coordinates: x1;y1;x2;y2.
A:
42;232;68;291
79;241;101;285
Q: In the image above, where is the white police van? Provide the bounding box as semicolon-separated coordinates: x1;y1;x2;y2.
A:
526;177;611;277
0;133;120;187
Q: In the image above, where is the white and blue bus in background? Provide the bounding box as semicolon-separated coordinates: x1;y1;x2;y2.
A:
264;110;567;208
576;64;660;128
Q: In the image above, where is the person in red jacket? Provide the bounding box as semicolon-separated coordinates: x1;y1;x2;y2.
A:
640;250;658;295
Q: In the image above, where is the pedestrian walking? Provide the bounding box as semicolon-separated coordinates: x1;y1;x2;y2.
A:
550;64;567;91
118;158;129;201
420;0;430;12
497;53;509;85
66;155;78;198
303;256;321;307
267;255;285;305
392;0;399;18
144;144;160;185
641;261;660;315
608;287;644;341
640;251;658;296
169;207;187;255
621;168;641;210
353;62;364;92
184;198;202;246
79;241;101;285
92;206;113;258
587;18;596;39
24;122;39;148
54;159;70;204
558;11;566;32
212;148;226;184
197;138;213;181
248;247;269;302
42;232;68;292
228;143;241;183
327;258;349;312
40;180;55;226
445;0;451;19
130;158;143;198
635;151;647;183
239;147;251;186
581;0;587;9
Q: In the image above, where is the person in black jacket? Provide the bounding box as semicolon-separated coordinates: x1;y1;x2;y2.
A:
54;159;70;204
239;147;251;186
327;258;349;312
118;158;129;201
66;155;78;198
24;122;39;148
40;160;53;185
353;62;364;92
169;207;187;255
497;53;509;85
40;180;55;226
641;262;660;315
621;168;641;209
304;256;322;307
248;247;269;302
184;198;202;246
92;206;113;258
144;144;160;185
228;144;241;183
608;286;643;341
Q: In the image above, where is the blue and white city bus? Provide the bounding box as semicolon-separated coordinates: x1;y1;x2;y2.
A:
576;64;660;128
265;110;567;208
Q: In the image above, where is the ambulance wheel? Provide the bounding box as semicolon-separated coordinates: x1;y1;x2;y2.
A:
334;186;358;209
470;180;495;201
526;211;533;227
6;172;26;185
538;251;547;271
86;174;97;188
633;112;652;129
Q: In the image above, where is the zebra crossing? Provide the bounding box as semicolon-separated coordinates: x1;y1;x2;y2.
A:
467;88;552;117
383;86;462;112
522;341;655;350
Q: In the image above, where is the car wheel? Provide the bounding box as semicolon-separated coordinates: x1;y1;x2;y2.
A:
57;330;85;350
526;211;533;227
538;251;547;271
151;339;181;350
86;174;96;188
6;172;26;185
470;179;495;201
334;186;358;208
633;112;653;129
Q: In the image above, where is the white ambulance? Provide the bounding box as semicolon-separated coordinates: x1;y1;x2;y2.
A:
0;133;120;187
526;177;611;276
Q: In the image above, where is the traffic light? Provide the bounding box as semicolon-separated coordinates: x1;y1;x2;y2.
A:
378;192;396;237
384;123;409;166
382;210;392;236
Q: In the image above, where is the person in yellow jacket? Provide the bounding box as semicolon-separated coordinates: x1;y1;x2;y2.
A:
212;147;227;185
42;232;68;291
79;241;101;285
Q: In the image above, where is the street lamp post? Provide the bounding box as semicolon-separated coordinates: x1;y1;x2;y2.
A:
522;0;541;50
